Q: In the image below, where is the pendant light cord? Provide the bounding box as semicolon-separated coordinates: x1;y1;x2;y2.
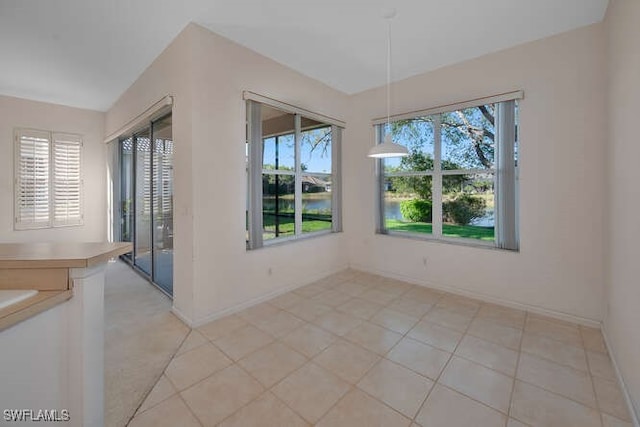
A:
386;18;392;134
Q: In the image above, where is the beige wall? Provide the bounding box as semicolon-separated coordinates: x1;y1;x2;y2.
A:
188;25;350;322
0;95;106;242
604;0;640;420
344;24;607;323
106;27;196;320
106;24;350;324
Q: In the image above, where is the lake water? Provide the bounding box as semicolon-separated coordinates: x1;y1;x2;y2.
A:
265;197;494;226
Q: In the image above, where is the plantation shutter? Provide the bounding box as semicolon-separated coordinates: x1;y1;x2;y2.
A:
15;130;51;229
52;133;83;226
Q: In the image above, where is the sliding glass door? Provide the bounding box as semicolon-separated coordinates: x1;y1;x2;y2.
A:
120;138;134;261
152;116;174;293
119;113;174;296
134;129;152;275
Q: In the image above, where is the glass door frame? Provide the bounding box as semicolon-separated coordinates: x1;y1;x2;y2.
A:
118;112;173;297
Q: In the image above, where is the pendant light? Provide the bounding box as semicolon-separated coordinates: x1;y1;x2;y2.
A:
367;9;408;159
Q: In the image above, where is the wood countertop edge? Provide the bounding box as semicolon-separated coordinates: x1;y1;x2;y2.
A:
0;243;133;269
0;290;73;332
85;245;133;267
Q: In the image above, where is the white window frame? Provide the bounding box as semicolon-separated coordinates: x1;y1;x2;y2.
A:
245;93;344;249
14;128;83;230
374;92;522;251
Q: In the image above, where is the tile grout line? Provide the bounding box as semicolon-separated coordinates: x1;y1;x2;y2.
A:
152;271;610;427
228;276;371;426
167;327;275;426
581;327;606;427
506;317;615;425
157;361;206;427
505;310;528;427
311;281;414;424
313;278;437;425
183;321;313;426
409;295;484;425
128;328;193;423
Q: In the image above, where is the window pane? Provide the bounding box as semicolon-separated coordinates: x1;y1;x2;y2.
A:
152;115;174;295
134;130;152;275
262;174;295;240
262;104;295;171
442;173;494;241
383;117;435;235
120;138;133;259
383;118;434;172
263;135;295;171
384;176;433;235
301;123;332;173
302;174;332;233
441;105;495;170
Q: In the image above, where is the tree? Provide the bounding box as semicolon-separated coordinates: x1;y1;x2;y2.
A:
391;105;496;170
441;106;495;169
302;126;331;159
388;152;434;199
385;105;497;199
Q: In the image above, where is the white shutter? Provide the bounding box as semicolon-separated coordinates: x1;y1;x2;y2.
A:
52;133;83;226
15;129;51;229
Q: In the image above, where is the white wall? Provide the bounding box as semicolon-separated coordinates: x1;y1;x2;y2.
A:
0;264;107;427
0;95;106;242
188;25;350;323
604;0;640;420
344;24;607;323
106;27;196;320
106;24;350;325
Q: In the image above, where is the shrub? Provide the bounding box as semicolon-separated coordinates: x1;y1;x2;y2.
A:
400;199;432;223
443;194;486;225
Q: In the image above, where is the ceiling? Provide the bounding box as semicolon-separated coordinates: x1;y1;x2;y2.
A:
0;0;609;112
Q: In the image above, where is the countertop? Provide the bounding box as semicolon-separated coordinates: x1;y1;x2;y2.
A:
0;242;132;331
0;242;133;269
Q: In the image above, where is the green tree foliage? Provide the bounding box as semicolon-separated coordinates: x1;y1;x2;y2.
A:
400;199;432;222
385;105;496;200
441;106;495;169
443;193;487;225
388;152;434;199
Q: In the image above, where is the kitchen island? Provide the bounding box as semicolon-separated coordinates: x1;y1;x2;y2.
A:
0;242;131;427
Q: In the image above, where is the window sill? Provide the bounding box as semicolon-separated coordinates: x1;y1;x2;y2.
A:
379;230;519;253
248;229;340;251
14;222;84;231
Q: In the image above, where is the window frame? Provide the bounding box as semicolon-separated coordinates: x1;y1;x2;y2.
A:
245;93;344;250
14;128;83;230
374;92;521;251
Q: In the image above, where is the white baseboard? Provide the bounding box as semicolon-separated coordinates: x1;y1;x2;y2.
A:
349;263;601;328
601;324;640;427
187;263;349;328
170;306;194;328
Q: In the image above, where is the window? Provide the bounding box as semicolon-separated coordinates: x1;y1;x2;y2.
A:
376;93;520;250
245;94;344;249
15;129;82;229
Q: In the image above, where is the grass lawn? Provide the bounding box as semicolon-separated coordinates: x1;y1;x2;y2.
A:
263;213;331;238
385;219;494;241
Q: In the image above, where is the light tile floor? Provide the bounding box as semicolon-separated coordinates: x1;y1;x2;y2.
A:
129;270;633;427
105;260;189;427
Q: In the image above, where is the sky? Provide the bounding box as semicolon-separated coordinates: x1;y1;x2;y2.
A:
263;128;332;174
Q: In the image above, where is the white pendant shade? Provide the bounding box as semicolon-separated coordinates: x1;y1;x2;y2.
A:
367;133;408;158
368;10;408;159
